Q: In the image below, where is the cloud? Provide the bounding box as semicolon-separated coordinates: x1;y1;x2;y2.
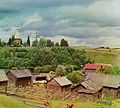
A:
0;0;120;47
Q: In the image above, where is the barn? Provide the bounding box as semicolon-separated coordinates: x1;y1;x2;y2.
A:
7;69;32;87
0;70;8;92
84;64;103;74
47;76;72;92
72;78;103;100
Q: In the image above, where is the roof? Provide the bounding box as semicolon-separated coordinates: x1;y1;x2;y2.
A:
0;70;8;82
81;78;102;91
78;89;99;94
84;64;102;70
10;69;32;78
86;73;120;89
54;76;72;86
34;73;47;78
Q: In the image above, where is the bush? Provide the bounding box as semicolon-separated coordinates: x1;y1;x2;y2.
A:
67;71;84;84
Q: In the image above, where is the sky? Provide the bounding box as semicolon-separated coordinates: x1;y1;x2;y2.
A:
0;0;120;47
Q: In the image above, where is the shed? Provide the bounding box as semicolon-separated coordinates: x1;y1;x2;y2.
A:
0;70;8;92
86;73;120;98
32;73;49;84
84;64;103;73
47;76;72;92
72;78;103;100
7;69;32;87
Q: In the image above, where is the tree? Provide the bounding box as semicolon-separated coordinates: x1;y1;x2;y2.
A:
67;71;84;84
0;39;2;47
60;38;69;47
20;39;23;45
27;36;30;46
46;39;54;47
32;39;38;47
55;65;68;76
7;38;12;45
38;38;47;48
55;42;59;46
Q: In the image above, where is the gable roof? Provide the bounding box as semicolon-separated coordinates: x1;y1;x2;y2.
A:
81;78;103;91
10;69;32;78
84;64;102;70
86;73;120;89
0;70;8;82
54;76;72;86
34;73;47;78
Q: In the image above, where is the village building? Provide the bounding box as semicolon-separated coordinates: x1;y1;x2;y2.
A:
7;69;32;87
0;70;8;92
86;73;120;98
14;26;21;45
84;64;103;74
32;73;49;84
71;78;103;100
47;76;72;92
30;32;37;47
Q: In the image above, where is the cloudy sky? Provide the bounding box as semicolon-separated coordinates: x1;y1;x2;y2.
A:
0;0;120;47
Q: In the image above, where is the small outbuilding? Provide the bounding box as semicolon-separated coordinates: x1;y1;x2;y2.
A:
0;70;8;92
72;78;103;100
84;64;103;74
32;73;49;84
86;73;120;98
47;76;72;92
7;69;32;87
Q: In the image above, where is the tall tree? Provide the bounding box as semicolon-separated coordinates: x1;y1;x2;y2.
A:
60;38;69;47
27;36;30;46
20;39;23;45
7;38;12;45
0;39;2;47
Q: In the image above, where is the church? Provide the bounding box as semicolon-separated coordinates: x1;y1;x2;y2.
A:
14;26;21;45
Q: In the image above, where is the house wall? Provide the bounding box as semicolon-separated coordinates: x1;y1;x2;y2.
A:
47;79;62;92
16;77;32;87
102;87;118;99
77;91;102;101
7;72;16;83
0;81;8;92
85;69;96;73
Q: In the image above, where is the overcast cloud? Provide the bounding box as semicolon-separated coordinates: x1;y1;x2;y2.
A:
0;0;120;47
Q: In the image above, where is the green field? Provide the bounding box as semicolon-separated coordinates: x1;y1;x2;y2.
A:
73;46;120;66
0;95;32;108
0;94;120;108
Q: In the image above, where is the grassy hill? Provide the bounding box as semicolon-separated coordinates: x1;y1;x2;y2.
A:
73;46;120;66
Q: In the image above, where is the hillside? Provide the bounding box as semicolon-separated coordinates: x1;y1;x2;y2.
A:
73;46;120;66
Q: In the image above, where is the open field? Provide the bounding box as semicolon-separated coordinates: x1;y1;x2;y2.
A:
0;94;120;108
73;46;120;66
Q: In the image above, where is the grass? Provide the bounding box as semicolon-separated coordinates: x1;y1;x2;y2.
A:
73;46;120;66
0;95;33;108
52;100;120;108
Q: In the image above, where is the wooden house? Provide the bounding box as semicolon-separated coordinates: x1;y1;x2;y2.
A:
0;70;8;92
86;73;120;98
47;76;72;92
7;69;32;87
72;78;103;100
84;64;103;74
